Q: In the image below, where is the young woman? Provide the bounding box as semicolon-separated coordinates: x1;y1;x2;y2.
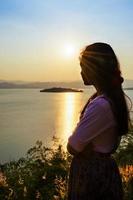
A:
67;42;130;200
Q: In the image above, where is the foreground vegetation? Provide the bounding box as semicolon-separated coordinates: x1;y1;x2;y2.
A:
0;132;133;200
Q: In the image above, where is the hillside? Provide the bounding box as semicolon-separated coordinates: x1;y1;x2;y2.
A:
0;79;133;89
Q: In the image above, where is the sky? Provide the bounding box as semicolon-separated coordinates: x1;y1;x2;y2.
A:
0;0;133;82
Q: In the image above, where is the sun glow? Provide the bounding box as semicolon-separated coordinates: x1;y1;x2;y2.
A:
63;43;76;58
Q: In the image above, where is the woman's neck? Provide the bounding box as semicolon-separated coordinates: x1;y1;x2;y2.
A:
94;85;104;96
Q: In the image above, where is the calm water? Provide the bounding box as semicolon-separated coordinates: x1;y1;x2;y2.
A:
0;88;133;163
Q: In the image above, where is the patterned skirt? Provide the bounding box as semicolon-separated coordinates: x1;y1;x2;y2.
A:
67;151;123;200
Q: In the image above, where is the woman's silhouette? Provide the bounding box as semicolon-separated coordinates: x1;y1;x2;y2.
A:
67;42;130;199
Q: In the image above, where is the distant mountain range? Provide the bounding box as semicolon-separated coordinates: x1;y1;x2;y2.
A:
0;80;84;89
0;79;133;89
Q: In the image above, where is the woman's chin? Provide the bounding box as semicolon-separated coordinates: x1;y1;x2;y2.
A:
84;81;91;86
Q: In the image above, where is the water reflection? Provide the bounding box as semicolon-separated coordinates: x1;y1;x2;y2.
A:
56;93;82;147
62;93;76;140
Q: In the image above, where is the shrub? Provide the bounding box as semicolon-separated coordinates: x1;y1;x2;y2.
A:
0;140;71;200
0;132;132;199
114;130;133;200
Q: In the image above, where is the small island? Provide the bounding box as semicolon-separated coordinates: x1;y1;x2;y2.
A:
40;87;83;93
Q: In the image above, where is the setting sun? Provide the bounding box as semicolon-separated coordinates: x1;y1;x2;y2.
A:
63;43;76;58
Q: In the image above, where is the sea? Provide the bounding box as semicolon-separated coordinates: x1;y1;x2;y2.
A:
0;88;133;163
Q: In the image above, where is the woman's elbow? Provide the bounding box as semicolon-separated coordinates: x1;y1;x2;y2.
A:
67;143;79;155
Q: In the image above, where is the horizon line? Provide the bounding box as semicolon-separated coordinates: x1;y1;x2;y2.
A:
0;79;133;83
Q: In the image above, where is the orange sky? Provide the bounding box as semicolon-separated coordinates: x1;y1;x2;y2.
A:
0;0;133;81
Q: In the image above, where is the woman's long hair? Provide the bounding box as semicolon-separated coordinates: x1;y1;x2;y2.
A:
80;42;131;136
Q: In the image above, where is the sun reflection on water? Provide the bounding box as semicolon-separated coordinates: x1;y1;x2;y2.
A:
63;93;75;138
56;93;81;148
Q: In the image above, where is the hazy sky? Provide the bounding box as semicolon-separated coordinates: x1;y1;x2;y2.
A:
0;0;133;82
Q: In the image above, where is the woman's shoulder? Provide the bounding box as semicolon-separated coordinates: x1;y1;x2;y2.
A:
83;94;116;125
90;94;110;106
86;94;112;113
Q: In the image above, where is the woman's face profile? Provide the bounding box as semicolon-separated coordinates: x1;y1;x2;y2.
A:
80;70;86;84
80;68;93;85
80;61;94;85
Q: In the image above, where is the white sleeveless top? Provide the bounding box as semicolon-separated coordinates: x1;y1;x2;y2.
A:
68;94;121;153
